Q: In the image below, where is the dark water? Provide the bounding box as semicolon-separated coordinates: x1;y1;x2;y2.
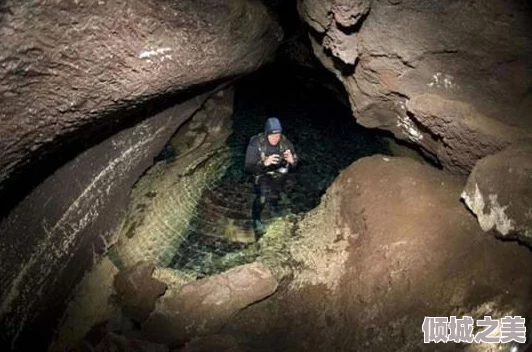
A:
229;63;393;212
170;63;393;277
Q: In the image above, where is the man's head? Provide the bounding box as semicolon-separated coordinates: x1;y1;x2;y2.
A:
265;117;282;146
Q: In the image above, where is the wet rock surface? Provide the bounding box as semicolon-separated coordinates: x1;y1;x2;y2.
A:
110;87;237;271
52;63;396;350
0;0;282;202
109;64;394;280
462;141;532;246
50;65;532;351
3;1;531;351
298;0;532;174
0;92;213;352
142;262;278;345
113;262;167;324
219;156;532;351
0;0;281;347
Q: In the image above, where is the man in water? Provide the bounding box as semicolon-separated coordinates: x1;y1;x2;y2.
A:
244;117;298;238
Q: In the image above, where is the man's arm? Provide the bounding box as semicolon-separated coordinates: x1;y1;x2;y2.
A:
283;137;298;168
244;136;264;174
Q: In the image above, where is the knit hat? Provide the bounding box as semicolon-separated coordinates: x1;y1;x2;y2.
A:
265;117;282;135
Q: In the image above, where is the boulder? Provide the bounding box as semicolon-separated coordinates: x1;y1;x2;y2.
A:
113;262;167;323
142;262;278;344
0;0;282;200
0;0;281;349
299;0;532;174
461;142;532;245
331;156;532;350
223;156;532;351
0;93;211;352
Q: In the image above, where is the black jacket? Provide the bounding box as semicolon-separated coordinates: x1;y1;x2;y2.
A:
244;133;298;175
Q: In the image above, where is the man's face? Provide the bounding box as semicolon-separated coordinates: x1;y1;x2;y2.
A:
267;133;281;146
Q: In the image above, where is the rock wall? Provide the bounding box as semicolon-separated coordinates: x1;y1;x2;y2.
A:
461;142;532;245
0;0;282;214
0;0;281;350
0;93;209;351
298;0;532;175
219;156;532;351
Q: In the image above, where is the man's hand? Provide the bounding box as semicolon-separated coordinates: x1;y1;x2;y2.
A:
263;154;281;166
283;149;295;165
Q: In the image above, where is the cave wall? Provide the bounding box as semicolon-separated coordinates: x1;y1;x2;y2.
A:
298;0;532;244
0;0;281;350
298;0;532;174
0;93;212;350
0;0;282;214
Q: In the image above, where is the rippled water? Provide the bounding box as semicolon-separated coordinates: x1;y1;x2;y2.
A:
169;64;393;278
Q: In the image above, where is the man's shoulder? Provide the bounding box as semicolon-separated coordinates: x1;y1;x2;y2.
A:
249;133;265;143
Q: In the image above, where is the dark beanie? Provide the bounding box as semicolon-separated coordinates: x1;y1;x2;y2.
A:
265;117;282;135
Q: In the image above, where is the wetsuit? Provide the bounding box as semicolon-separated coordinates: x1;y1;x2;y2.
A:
244;133;298;224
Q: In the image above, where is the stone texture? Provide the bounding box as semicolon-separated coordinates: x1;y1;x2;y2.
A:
299;0;532;174
178;334;246;352
222;156;532;351
142;262;278;344
461;142;532;245
50;257;121;352
113;262;167;324
405;94;529;174
70;331;169;352
111;87;236;269
0;0;282;202
0;0;281;349
0;92;211;352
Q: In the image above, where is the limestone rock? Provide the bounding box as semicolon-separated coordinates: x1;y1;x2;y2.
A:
461;142;532;245
113;262;167;324
142;262;278;344
299;0;532;174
